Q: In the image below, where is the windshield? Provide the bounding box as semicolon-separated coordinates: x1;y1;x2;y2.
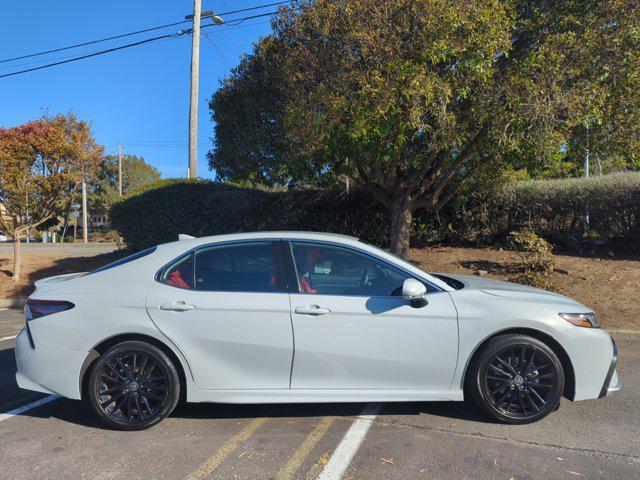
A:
363;242;464;290
362;242;427;272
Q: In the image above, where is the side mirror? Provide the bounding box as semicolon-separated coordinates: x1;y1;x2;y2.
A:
402;278;428;308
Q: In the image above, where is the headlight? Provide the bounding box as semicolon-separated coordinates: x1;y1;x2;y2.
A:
559;312;599;328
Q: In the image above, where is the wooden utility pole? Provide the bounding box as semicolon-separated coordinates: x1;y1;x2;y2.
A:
82;181;88;243
188;0;202;179
118;144;123;196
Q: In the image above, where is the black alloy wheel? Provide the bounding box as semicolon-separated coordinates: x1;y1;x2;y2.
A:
468;334;564;424
88;341;180;430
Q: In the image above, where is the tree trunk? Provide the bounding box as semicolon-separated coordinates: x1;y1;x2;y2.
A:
12;231;21;284
389;196;413;258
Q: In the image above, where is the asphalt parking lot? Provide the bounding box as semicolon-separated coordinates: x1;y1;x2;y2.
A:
0;308;638;480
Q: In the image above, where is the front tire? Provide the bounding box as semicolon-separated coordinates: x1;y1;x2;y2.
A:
87;341;180;430
467;334;564;424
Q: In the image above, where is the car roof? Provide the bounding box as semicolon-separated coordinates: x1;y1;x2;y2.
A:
169;231;360;247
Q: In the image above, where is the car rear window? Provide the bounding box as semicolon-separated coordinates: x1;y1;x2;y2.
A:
89;246;157;275
158;253;194;289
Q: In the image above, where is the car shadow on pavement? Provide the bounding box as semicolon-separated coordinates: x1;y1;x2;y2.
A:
13;391;494;430
2;346;493;429
0;345;46;413
172;399;493;423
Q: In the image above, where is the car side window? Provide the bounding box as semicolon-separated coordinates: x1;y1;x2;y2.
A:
194;242;277;292
160;253;194;289
290;241;422;297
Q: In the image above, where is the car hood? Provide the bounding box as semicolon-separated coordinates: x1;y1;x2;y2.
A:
436;273;590;310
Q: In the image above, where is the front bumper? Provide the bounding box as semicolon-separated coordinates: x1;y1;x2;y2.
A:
14;327;87;399
599;341;620;398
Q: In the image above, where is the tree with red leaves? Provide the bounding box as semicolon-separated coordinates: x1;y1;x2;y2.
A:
0;113;103;282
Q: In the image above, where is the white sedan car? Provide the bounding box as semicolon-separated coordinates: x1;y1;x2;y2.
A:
15;232;619;430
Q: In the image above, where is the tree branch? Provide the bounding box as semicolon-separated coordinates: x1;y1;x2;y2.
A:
352;159;393;207
414;124;489;202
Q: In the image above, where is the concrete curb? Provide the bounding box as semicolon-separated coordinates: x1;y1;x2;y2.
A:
0;298;25;309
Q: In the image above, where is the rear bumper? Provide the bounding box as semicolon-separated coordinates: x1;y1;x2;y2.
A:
14;327;86;400
599;341;620;398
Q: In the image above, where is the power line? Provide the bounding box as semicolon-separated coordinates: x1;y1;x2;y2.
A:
0;19;268;71
0;10;283;79
221;0;252;45
0;32;180;79
186;0;290;19
0;21;188;65
0;1;291;65
0;36;178;71
221;10;284;27
203;33;232;69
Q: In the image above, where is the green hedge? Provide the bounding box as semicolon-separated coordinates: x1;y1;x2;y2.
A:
500;173;640;244
110;179;390;251
439;172;640;247
111;173;640;251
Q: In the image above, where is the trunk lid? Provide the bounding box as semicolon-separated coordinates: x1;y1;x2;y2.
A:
33;272;86;293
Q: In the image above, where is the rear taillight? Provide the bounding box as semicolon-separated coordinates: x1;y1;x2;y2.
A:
25;299;75;320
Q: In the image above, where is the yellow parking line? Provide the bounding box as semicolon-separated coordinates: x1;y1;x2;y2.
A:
184;417;267;480
275;417;335;480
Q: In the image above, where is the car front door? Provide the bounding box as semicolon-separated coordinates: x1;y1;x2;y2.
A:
146;240;293;390
287;241;458;391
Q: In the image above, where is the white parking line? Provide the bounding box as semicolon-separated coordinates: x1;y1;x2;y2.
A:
0;395;60;423
317;403;381;480
0;334;17;342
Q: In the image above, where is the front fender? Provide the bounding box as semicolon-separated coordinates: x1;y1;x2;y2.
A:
449;290;614;401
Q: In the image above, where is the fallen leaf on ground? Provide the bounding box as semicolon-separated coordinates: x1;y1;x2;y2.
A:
313;452;331;468
566;470;583;477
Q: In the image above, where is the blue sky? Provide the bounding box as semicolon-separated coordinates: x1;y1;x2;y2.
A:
0;1;276;178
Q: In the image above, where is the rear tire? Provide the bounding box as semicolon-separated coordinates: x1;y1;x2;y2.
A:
467;334;564;424
88;340;180;430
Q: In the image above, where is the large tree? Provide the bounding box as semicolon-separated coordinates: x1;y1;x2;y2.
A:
0;114;102;282
210;0;640;256
90;154;161;211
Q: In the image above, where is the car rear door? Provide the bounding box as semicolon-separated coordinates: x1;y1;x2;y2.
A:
286;240;459;391
146;240;293;390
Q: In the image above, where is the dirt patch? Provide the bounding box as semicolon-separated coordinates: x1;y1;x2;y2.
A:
0;251;116;298
408;246;640;330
